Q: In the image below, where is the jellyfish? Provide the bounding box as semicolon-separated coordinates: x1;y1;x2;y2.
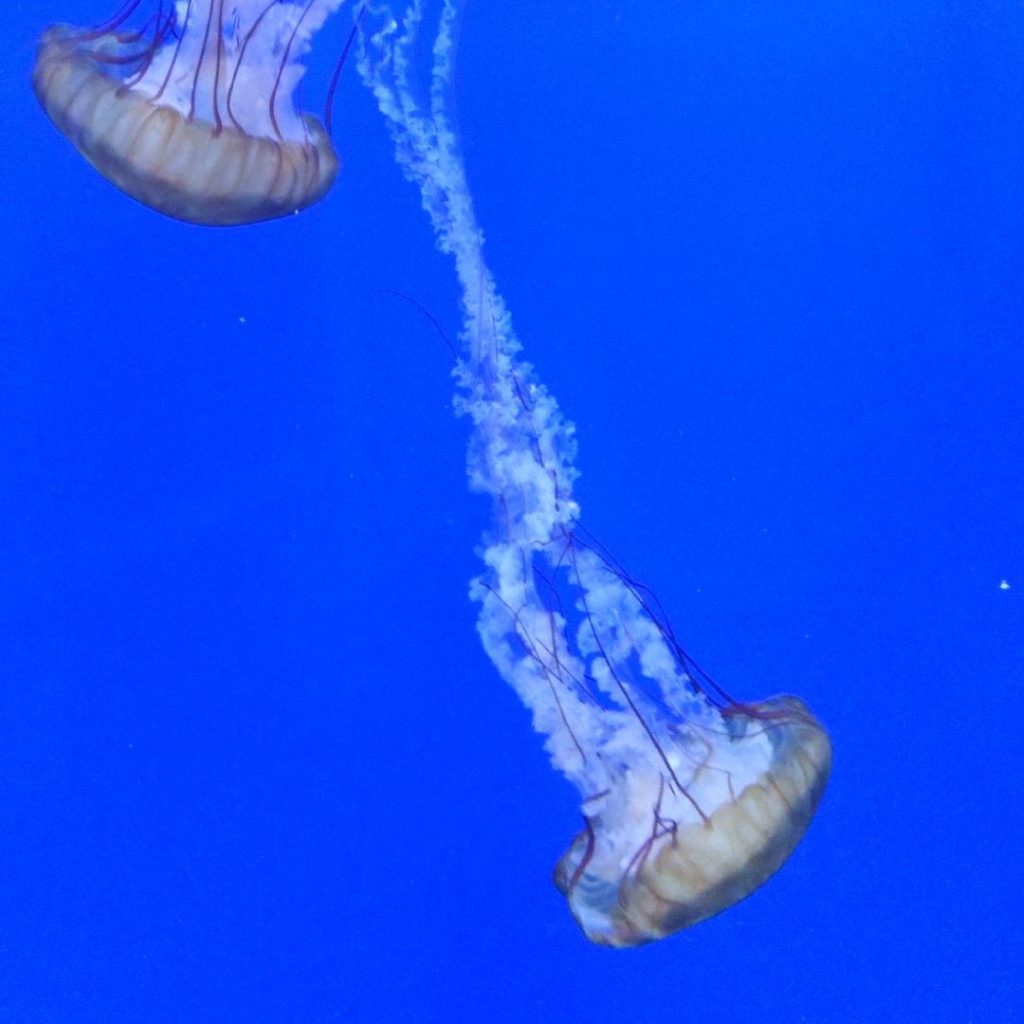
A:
33;0;350;225
358;1;832;946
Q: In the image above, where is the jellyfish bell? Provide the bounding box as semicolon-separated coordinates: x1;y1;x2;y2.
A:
33;1;349;226
553;694;832;947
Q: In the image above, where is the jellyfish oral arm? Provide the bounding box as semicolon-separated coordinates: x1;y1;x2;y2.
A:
124;0;345;141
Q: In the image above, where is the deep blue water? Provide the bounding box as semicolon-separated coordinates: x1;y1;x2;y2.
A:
2;1;1022;1021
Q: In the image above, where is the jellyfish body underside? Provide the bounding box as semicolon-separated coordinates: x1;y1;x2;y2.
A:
33;26;338;226
554;695;832;947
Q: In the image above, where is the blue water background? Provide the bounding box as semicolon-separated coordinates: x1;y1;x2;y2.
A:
1;1;1022;1021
